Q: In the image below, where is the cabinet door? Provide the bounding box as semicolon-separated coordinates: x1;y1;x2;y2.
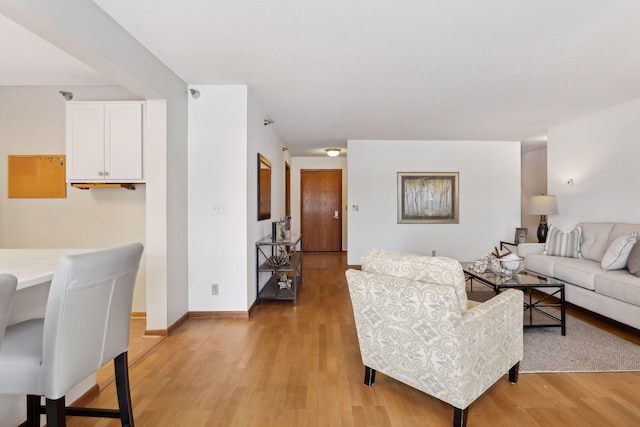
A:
66;103;105;180
105;103;143;180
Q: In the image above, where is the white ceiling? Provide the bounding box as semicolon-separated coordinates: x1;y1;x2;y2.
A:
4;1;640;155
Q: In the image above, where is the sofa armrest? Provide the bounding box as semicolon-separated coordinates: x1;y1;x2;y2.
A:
517;243;545;257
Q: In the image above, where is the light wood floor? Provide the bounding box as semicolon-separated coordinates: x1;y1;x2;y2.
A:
67;253;640;426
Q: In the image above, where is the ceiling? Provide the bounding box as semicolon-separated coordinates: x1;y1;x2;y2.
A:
4;1;640;156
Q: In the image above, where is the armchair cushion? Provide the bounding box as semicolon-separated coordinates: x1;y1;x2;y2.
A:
360;249;468;314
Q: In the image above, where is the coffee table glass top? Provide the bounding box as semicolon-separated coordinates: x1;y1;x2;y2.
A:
461;262;564;289
461;262;566;335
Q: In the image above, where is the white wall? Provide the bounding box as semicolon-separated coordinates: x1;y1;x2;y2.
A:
521;146;547;242
188;85;248;311
547;97;640;230
0;0;190;331
188;85;286;312
347;140;521;264
246;90;288;305
0;86;147;311
290;156;348;250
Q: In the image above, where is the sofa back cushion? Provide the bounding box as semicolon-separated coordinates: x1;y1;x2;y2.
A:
360;249;468;314
579;223;615;262
608;223;640;246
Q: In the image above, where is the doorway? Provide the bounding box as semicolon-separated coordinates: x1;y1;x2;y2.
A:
300;169;342;252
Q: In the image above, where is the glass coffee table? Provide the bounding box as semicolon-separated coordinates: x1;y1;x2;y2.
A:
462;263;566;335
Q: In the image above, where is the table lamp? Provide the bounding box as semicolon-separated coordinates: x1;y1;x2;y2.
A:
529;195;558;243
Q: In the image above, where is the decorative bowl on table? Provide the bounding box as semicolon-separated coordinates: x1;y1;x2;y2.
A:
490;254;525;276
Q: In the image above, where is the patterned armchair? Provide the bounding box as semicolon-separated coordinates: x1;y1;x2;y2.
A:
346;249;523;427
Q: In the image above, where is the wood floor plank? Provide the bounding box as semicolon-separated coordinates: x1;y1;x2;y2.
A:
61;253;640;426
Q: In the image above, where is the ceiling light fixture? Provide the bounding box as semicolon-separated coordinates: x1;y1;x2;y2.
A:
59;91;73;101
189;89;200;99
325;148;341;157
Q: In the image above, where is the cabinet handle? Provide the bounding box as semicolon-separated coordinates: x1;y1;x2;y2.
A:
104;171;109;176
98;171;104;176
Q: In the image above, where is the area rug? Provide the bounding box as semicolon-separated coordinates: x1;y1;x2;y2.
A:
520;314;640;373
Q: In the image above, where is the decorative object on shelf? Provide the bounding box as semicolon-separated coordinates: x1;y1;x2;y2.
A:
529;195;558;243
278;273;292;289
397;172;459;224
265;250;289;268
490;253;525;276
515;227;528;243
271;216;292;241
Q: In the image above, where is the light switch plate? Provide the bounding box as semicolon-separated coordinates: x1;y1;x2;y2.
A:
211;201;229;215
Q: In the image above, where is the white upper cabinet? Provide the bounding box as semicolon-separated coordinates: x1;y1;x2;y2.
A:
66;102;143;182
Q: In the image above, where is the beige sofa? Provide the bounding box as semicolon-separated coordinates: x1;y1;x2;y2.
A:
518;222;640;330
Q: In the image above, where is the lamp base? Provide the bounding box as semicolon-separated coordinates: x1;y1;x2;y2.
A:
537;215;548;243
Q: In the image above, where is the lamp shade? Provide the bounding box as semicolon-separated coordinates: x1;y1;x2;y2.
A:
529;195;558;215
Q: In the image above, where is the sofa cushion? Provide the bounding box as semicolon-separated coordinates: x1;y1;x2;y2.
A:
627;242;640;277
579;222;614;262
360;249;468;314
594;270;640;307
607;223;640;245
553;258;603;291
601;233;637;271
524;254;558;277
543;225;582;258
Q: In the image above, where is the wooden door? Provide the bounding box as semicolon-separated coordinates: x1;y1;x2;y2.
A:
301;170;342;251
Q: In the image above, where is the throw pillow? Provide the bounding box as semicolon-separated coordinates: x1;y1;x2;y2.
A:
602;232;638;271
543;225;582;258
627;240;640;277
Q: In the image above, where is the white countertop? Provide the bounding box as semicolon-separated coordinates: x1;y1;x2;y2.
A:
0;249;90;289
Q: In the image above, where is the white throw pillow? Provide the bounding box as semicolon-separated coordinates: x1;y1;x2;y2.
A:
543;225;582;258
601;232;638;271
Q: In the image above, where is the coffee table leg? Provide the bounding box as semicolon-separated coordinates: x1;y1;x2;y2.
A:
560;286;566;336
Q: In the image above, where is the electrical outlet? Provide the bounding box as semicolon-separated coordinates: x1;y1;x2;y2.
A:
211;283;219;295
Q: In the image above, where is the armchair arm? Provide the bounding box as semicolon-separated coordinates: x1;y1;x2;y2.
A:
517;243;545;257
454;289;523;408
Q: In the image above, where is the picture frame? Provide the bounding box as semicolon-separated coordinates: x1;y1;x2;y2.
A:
515;227;528;243
397;172;459;224
257;153;271;220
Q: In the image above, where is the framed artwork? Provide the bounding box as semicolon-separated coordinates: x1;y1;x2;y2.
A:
257;153;271;220
515;227;528;243
397;172;459;224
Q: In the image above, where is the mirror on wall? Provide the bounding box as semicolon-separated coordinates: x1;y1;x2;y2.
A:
258;153;271;220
